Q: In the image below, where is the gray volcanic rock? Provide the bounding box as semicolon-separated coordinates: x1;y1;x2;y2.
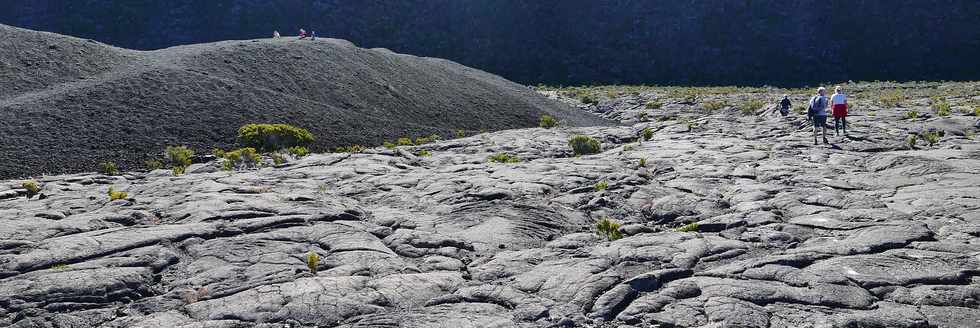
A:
0;24;607;179
2;85;980;327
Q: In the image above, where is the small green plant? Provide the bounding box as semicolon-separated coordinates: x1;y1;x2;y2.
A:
417;149;432;157
336;145;365;153
623;144;634;151
383;141;396;149
594;181;609;191
397;137;414;146
488;153;521;163
580;94;598;105
50;263;71;270
568;135;602;156
638;112;649;122
455;129;466;138
539;115;559;128
271;153;285;165
211;148;226;158
639;158;647;167
904;111;919;120
645;101;662;109
906;134;918;149
868;111;877;117
145;159;163;170
701;100;726;112
974;107;980;117
922;131;941;146
878;90;904;108
165;146;194;176
675;223;700;232
237;124;314;152
22;180;40;199
964;130;975;140
680;117;698;131
306;251;320;274
641;128;653;141
933;100;951;117
107;186;128;201
287;146;309;157
738;99;765;115
595;217;624;241
222;147;261;171
99;162;118;176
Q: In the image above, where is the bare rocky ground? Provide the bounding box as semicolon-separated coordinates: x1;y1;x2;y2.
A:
2;83;980;328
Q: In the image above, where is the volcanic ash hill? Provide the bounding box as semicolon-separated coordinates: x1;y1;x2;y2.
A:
0;24;606;178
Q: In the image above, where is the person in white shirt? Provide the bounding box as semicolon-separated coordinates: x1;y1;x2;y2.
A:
830;86;848;136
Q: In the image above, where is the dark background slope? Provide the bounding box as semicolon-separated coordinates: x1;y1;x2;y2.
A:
0;25;605;178
1;0;978;86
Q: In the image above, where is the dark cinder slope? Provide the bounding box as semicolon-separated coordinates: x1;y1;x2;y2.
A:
0;24;607;178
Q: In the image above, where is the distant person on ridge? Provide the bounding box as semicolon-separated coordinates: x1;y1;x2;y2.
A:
831;86;849;136
311;31;316;40
298;29;307;39
779;95;791;117
273;30;280;38
808;87;830;145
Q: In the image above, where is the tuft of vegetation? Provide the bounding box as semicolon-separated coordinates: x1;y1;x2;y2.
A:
211;148;226;158
933;99;951;117
99;162;119;176
638;112;649;122
396;137;414;146
415;134;442;145
906;134;918;149
594;181;609;191
641;128;653;141
417;149;432;157
50;263;71;270
22;180;40;199
271;153;285;165
306;251;320;274
701;100;726;112
335;145;365;153
237;124;314;152
639;158;647;167
145;160;164;171
287;146;309;157
623;144;634;151
568;135;602;156
877;90;904;108
580;93;598;105
165;146;194;176
922;131;941;146
680;117;699;132
904;111;920;120
595;217;624;241
675;223;700;233
964;130;976;140
455;129;467;138
107;186;128;201
539;115;559;129
488;153;521;163
222;147;261;171
738;99;765;115
645;101;662;110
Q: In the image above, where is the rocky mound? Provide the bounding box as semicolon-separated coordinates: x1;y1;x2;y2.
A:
0;24;606;178
1;84;978;327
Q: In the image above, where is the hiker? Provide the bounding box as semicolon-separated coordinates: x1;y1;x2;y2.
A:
779;95;791;117
831;86;849;136
273;30;280;38
808;87;830;145
298;29;307;39
311;31;316;40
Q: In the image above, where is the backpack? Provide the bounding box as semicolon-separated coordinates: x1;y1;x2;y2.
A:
808;96;826;118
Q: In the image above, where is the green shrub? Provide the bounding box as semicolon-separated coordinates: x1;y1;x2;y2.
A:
211;148;226;158
539;115;559;128
488;153;521;163
904;111;919;120
639;158;647;167
675;223;700;232
237;124;314;152
641;128;653;141
145;160;163;170
306;251;320;274
906;134;918;149
580;94;598;105
933;100;951;117
107;186;128;201
397;137;414;146
99;162;118;176
594;181;609;191
383;141;396;149
417;149;432;157
595;218;624;241
50;263;71;270
922;131;941;146
271;153;285;165
738;99;765;115
878;90;904;108
701;100;726;111
288;146;310;157
22;180;40;199
975;107;980;117
335;145;365;153
645;101;662;109
638;112;649;122
455;130;466;138
569;135;602;156
222;147;261;171
165;146;194;176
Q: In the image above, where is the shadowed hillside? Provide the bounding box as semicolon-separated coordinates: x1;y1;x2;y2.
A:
0;24;606;178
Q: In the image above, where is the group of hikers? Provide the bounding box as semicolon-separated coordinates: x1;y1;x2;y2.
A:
779;86;849;145
272;29;316;40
